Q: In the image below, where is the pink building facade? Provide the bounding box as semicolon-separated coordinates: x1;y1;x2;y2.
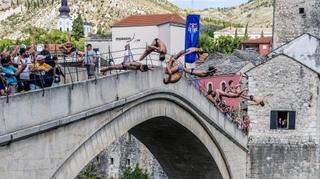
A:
195;74;242;108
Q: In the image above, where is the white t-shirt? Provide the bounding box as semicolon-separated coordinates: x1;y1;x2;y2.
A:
20;57;32;80
13;56;19;64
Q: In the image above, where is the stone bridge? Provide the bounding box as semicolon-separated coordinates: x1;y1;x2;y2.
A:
0;68;248;179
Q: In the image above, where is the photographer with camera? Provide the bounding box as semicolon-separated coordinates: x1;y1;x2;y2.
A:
52;55;65;87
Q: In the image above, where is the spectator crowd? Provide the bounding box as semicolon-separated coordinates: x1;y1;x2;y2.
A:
0;41;98;96
0;44;65;96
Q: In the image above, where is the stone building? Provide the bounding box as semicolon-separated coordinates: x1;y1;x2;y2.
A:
273;0;320;48
83;20;92;38
57;0;72;32
193;50;260;108
214;28;272;39
246;54;320;179
270;33;320;72
77;134;168;179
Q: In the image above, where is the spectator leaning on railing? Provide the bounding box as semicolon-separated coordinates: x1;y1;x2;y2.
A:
29;55;53;90
52;55;65;87
0;69;6;96
0;55;26;95
17;46;34;92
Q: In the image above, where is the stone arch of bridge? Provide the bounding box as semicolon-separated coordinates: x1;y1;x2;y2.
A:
50;96;233;179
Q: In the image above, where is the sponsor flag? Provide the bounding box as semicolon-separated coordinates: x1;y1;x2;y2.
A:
185;14;200;63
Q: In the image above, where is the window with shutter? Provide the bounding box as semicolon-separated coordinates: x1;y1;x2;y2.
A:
288;111;296;129
270;111;278;129
270;111;296;130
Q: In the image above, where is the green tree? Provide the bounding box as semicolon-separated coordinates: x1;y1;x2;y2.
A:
72;13;84;40
75;162;101;179
234;28;238;38
198;32;214;53
0;39;14;52
201;24;219;38
244;22;249;39
198;32;244;54
121;165;149;179
214;35;244;54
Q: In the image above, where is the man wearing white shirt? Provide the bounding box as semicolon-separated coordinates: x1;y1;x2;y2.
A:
18;48;32;91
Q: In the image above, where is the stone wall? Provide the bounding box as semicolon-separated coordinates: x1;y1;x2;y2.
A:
273;0;320;48
246;55;320;178
77;133;167;179
0;68;247;179
248;143;319;179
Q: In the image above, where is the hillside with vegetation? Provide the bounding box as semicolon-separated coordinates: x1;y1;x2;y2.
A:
0;0;178;39
194;0;273;28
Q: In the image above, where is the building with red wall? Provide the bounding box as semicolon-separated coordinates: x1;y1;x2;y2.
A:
240;37;272;56
193;51;262;108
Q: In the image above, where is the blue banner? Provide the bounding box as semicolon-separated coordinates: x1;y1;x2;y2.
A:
185;14;200;63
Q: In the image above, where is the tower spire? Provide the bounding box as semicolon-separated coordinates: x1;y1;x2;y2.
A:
61;0;68;6
57;0;72;32
59;0;70;17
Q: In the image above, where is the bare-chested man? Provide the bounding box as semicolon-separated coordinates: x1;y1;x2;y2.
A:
163;50;217;84
100;61;152;74
59;41;75;55
163;55;184;84
207;81;264;107
184;47;209;65
138;38;167;62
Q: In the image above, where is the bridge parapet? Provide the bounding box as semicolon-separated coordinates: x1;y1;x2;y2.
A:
0;68;247;149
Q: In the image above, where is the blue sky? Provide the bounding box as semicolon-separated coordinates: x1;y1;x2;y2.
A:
168;0;249;9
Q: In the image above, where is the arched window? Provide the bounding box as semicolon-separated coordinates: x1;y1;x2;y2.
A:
220;81;227;92
207;82;213;92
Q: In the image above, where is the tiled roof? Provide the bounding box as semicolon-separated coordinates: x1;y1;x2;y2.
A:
112;14;185;27
269;33;320;74
241;37;272;44
214;28;272;35
195;50;267;75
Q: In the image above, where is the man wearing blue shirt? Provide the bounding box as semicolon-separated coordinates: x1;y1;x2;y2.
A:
0;56;26;94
